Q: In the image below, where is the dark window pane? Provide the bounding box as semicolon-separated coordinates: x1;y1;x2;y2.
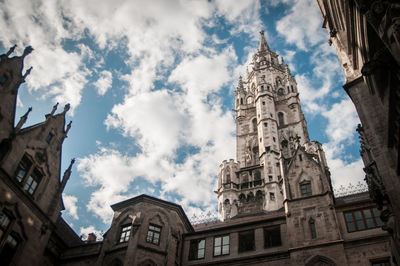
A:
239;230;254;252
354;211;365;230
264;227;281;248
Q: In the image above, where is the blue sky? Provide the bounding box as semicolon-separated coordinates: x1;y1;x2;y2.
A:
0;0;365;238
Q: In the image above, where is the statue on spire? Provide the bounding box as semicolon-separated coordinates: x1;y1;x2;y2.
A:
258;30;270;52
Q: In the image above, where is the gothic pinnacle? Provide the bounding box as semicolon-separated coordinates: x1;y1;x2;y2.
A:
15;107;32;132
258;30;270;52
237;76;245;91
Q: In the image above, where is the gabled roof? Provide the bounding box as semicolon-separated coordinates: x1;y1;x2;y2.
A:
110;194;194;232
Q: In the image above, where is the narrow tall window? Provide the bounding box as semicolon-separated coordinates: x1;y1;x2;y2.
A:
146;224;161;245
278;112;284;126
252;118;257;132
189;239;205;260
214;235;229;256
264;227;281;248
239;230;255;252
0;211;11;240
15;155;32;183
119;224;132;243
270;193;275;201
309;219;317;239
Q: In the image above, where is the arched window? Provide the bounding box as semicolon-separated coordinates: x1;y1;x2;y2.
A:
277;88;284;96
239;193;246;202
256;190;263;200
291;85;294;92
240;98;243;104
247;97;253;104
278;112;284;126
254;171;261;186
261;85;264;91
309;218;317;239
252;118;257;132
224;199;230;205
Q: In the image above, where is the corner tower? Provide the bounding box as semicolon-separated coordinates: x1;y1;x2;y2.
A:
217;31;332;221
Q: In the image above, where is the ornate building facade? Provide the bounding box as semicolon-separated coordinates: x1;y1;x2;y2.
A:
316;1;400;263
0;33;393;265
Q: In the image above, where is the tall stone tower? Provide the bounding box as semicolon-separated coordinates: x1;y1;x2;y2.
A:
217;31;333;222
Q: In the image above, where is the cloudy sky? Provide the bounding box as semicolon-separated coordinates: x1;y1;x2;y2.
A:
0;0;365;238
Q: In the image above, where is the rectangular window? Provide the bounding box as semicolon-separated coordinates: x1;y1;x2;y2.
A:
264;227;281;248
270;193;275;201
344;207;384;232
119;224;132;243
268;176;273;182
214;235;229;256
23;168;42;195
238;230;254;253
189;239;205;260
300;183;312;197
146;224;161;245
15;155;32;183
0;211;11;240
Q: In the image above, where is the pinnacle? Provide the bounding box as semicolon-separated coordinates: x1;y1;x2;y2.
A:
258;30;270;52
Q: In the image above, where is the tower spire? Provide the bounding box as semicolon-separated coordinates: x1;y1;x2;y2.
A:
258;30;270;52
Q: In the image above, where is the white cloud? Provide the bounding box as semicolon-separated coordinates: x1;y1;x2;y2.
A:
62;193;79;220
79;225;103;241
94;70;112;95
276;0;325;51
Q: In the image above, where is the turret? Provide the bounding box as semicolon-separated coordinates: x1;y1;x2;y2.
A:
0;45;34;140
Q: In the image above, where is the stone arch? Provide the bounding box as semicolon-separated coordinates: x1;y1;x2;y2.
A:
305;255;336;266
246;96;254;104
138;258;157;266
256;190;263;200
247;192;254;202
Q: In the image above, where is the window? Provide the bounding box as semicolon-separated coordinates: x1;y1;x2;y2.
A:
371;258;390;266
146;224;161;245
264;227;281;248
119;224;132;243
344;207;384;232
264;122;268;127
214;235;229;256
268;175;273;182
239;230;254;252
189;239;205;260
254;171;261;186
14;155;43;196
252;119;257;132
23;168;42;195
45;133;54;143
300;182;312;197
0;233;20;265
0;211;11;240
309;219;317;239
15;155;32;183
278;112;284;126
299;154;303;161
240;98;243;104
0;74;7;84
262;101;265;105
270;193;275;201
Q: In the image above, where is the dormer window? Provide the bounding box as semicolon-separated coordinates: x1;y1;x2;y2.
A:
300;182;312;197
23;169;42;195
146;224;161;245
45;133;54;143
119;224;132;243
14;155;43;196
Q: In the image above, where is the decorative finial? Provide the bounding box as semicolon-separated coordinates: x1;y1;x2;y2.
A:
63;103;70;114
22;46;34;58
260;30;265;36
258;30;269;52
6;44;17;57
15;107;32;132
237;76;244;91
65;121;72;135
60;158;75;192
50;102;59;116
23;66;33;79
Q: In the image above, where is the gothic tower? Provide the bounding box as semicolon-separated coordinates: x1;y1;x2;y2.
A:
217;31;334;224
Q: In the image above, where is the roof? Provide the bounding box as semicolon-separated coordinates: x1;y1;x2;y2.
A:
54;216;83;247
191;208;286;233
110;194;194;232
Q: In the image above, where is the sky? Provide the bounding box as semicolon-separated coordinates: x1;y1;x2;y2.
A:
0;0;366;238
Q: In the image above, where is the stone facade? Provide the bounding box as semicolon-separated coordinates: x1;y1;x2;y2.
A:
316;0;400;263
0;34;393;265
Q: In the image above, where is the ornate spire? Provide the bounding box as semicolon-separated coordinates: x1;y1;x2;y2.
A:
22;66;32;80
258;30;270;52
6;44;17;57
50;102;59;116
237;76;245;91
65;121;72;136
62;103;70;114
15;107;32;132
61;158;75;192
